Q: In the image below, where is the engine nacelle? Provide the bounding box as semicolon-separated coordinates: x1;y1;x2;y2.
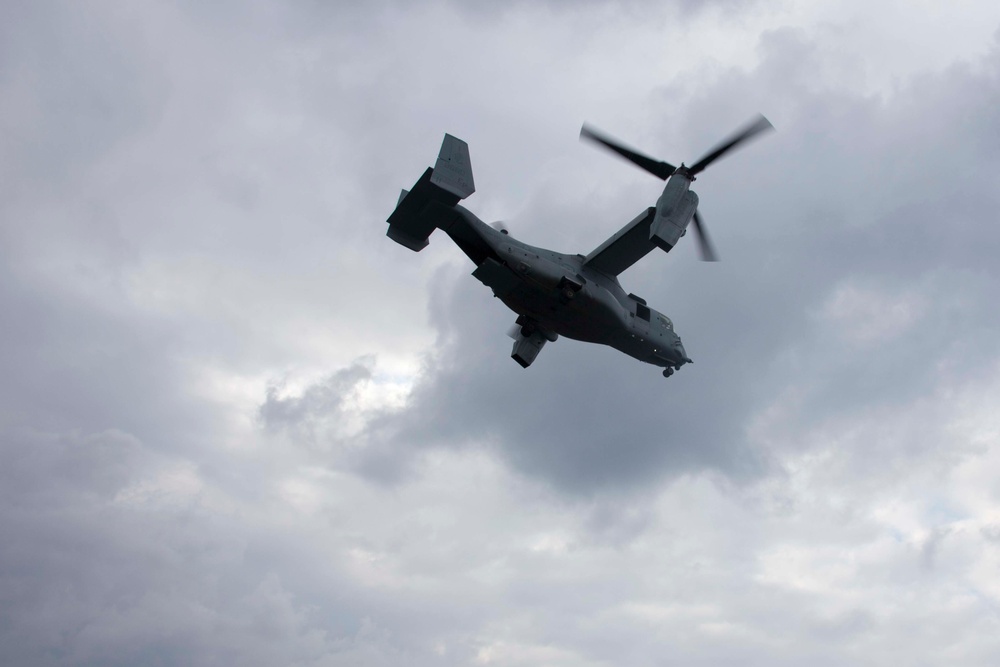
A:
650;189;698;252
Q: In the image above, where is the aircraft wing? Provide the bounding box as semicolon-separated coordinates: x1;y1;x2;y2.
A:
582;207;657;276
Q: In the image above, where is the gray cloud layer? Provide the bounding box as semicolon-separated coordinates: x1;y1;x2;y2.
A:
4;2;1000;665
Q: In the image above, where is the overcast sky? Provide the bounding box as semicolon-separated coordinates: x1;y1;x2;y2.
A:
4;1;1000;665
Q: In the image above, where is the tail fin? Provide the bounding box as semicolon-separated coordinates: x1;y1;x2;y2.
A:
386;134;475;252
431;134;475;200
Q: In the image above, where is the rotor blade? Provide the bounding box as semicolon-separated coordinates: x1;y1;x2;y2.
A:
580;124;676;180
691;210;718;261
688;114;774;176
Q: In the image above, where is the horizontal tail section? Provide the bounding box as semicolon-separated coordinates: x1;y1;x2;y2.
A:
386;134;475;252
386;168;445;251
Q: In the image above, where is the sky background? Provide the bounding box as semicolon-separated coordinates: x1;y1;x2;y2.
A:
4;1;1000;665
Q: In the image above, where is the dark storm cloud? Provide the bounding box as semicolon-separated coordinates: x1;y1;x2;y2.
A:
0;426;394;667
370;272;770;494
7;1;1000;665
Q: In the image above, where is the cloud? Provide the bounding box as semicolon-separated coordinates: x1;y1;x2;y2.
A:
258;358;375;441
5;1;1000;665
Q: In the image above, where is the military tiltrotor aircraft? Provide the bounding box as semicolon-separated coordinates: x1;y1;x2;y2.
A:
386;115;773;377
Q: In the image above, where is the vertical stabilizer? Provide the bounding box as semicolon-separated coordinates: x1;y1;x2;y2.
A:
430;134;476;200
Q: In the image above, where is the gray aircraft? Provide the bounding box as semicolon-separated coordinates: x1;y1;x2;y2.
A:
386;116;773;377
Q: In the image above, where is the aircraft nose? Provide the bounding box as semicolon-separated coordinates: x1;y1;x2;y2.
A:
673;338;692;365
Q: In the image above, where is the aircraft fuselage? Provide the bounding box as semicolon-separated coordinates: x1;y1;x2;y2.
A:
440;206;691;372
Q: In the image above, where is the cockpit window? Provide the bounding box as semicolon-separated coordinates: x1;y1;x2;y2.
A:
657;315;673;330
636;303;651;321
